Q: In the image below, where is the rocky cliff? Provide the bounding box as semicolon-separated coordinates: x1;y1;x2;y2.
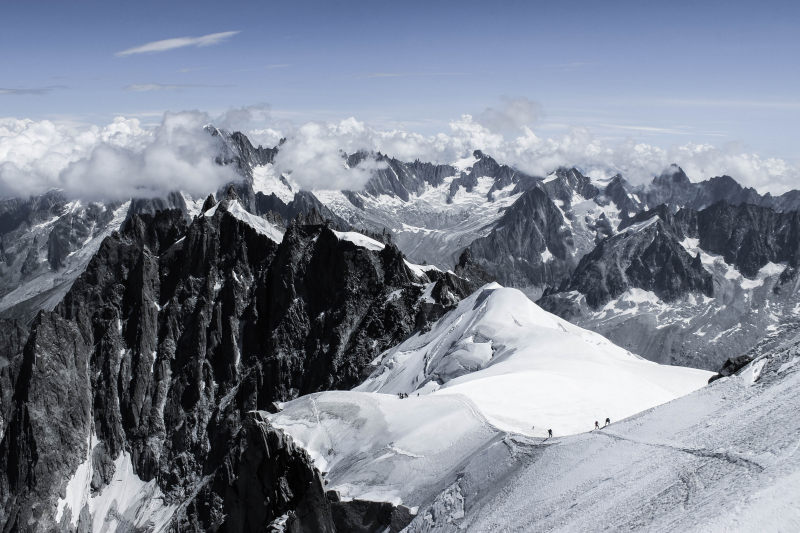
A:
0;192;476;531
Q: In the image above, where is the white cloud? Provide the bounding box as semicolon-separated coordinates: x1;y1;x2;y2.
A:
272;118;388;190
124;83;230;92
0;113;236;200
125;83;185;92
266;112;800;195
475;97;542;136
2;104;799;201
215;104;271;132
116;31;240;57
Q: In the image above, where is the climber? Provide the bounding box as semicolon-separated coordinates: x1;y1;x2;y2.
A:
548;429;553;438
594;420;599;430
605;417;610;427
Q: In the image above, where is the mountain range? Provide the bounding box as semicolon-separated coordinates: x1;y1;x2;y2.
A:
1;128;799;531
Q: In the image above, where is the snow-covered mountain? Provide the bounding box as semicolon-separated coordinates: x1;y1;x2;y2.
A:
314;151;532;270
0;193;132;321
540;201;800;369
266;283;709;527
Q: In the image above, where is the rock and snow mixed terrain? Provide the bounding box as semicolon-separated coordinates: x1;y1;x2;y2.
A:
267;284;711;518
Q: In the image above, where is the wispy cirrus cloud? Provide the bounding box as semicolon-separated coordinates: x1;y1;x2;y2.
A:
176;66;209;73
0;85;66;96
116;30;240;57
124;82;231;92
659;98;800;110
234;64;291;73
362;72;468;79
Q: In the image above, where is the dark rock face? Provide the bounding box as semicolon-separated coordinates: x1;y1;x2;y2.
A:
127;191;190;221
199;412;335;532
358;152;457;202
549;217;713;308
0;319;29;443
644;165;767;211
0;191;132;324
0;312;93;530
607;163;800;214
210;128;279;177
0;191;66;235
696;202;800;277
354;150;536;205
539;167;599;206
451;151;536;202
602;174;643;218
465;187;574;291
254;190;350;229
620;202;800;278
330;497;415;533
0;200;476;530
46;202;118;270
708;354;755;383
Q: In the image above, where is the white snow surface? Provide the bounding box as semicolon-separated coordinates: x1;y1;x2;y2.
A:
251;163;295;203
267;392;498;507
55;434;176;531
269;283;711;509
331;230;385;251
408;336;800;532
225;199;284;243
357;283;711;436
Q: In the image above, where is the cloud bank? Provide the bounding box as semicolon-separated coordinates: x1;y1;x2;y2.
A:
2;101;799;201
116;31;240;57
0;112;236;200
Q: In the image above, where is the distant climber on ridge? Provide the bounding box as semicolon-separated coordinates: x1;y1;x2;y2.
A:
605;417;611;427
594;420;599;430
548;429;553;438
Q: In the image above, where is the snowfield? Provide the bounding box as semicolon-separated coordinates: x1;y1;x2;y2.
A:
267;391;498;509
269;283;712;510
357;283;711;436
405;331;800;532
54;434;176;531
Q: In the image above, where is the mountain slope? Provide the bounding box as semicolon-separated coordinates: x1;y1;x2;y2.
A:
267;283;710;526
405;327;800;532
541;202;800;369
0;194;477;531
316;151;532;269
355;283;710;435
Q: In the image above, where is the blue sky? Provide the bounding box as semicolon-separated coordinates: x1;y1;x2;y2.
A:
2;0;799;163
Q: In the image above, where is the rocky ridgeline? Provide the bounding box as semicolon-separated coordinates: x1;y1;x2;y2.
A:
548;200;800;310
0;190;478;531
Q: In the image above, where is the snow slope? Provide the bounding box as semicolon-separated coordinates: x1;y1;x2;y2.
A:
357;283;711;436
203;199;285;243
226;199;284;243
55;433;176;531
251;163;295;203
267;391;498;509
407;328;800;532
268;283;711;510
